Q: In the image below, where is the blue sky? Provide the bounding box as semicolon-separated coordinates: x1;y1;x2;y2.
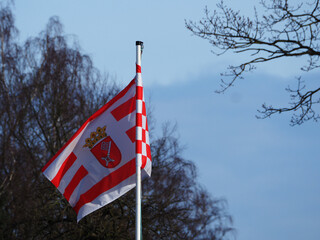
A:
13;0;320;239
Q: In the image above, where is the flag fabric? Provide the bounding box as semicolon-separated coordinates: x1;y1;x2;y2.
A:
42;66;151;222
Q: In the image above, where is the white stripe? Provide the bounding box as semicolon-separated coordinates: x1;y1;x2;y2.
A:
77;174;136;222
57;160;83;194
142;159;152;177
136;73;143;87
136;126;143;140
136;100;143;114
43;126;87;181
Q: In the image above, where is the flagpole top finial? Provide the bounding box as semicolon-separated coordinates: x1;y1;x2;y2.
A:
136;41;143;46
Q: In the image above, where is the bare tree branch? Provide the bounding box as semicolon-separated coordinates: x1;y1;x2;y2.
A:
186;0;320;125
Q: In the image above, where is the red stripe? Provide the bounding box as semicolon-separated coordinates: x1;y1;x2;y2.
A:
136;64;141;73
142;101;146;116
142;129;146;142
111;96;136;121
147;144;152;160
51;152;77;188
63;166;88;201
137;114;142;127
73;158;136;214
42;79;135;172
136;86;143;100
126;127;135;143
141;155;147;169
136;140;142;154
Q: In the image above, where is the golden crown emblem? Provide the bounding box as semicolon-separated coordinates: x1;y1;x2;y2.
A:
83;126;107;149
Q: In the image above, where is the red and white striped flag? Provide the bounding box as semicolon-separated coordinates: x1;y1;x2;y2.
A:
42;65;151;222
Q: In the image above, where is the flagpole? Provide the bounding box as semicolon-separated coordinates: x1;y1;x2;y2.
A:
135;40;143;240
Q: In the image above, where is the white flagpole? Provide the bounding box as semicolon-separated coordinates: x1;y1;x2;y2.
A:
135;40;143;240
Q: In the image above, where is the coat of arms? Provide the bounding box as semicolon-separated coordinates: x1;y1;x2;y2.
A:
83;126;121;168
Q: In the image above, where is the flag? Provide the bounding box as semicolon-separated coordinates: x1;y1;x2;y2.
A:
42;68;151;222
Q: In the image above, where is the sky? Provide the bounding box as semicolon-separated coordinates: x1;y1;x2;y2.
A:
12;0;320;239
